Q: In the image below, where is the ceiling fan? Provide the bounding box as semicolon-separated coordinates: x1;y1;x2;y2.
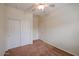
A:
31;3;55;11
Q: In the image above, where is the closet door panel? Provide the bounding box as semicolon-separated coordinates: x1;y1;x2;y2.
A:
21;20;32;46
7;19;21;49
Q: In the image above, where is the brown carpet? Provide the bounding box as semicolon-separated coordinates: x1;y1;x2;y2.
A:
4;40;73;56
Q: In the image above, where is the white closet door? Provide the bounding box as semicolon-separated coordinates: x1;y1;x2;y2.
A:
21;20;33;46
7;19;21;49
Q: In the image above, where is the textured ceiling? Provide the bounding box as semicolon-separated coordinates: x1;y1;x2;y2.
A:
5;3;33;11
5;3;70;15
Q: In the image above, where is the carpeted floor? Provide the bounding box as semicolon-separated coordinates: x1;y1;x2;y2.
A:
4;40;73;56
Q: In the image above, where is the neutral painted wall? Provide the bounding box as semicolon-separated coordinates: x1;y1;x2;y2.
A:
33;15;39;40
39;4;79;55
0;4;6;56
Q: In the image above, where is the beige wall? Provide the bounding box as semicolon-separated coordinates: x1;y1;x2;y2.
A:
39;4;79;55
0;4;6;55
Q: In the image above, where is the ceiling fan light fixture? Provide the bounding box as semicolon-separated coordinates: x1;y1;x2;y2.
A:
37;5;45;10
35;4;48;11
